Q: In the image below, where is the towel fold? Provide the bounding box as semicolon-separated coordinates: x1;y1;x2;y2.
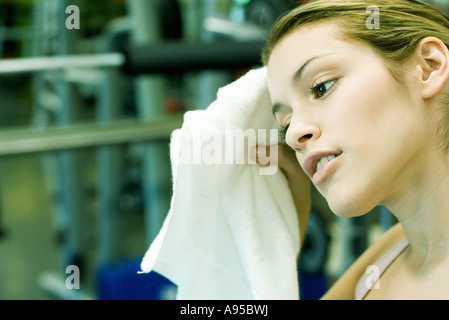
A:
140;67;300;300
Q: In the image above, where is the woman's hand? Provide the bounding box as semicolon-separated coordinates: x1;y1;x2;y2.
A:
252;143;312;246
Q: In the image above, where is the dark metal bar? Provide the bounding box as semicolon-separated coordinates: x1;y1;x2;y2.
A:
122;40;264;74
0;41;263;75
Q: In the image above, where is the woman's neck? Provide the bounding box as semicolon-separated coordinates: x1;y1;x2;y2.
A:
386;150;449;274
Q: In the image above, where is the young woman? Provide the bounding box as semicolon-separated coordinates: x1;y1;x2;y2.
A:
262;0;449;299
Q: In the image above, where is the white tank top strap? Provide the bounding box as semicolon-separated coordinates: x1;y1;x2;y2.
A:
354;237;409;300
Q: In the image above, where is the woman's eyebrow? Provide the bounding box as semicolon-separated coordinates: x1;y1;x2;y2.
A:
292;53;336;86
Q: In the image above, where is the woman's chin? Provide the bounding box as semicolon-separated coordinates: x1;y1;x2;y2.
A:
326;194;375;219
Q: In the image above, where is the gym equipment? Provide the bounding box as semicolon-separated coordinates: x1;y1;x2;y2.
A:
298;211;330;300
0;116;183;156
0;5;264;300
0;40;264;76
299;211;330;275
97;258;177;300
122;41;264;75
0;53;124;74
3;0;354;300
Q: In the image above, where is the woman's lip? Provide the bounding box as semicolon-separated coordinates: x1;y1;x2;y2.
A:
302;150;342;179
312;154;341;185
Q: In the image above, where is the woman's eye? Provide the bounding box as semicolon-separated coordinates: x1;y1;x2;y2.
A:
311;79;336;99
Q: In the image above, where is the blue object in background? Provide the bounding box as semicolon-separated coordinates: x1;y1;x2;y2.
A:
297;211;330;300
97;258;177;300
97;258;328;300
299;271;328;300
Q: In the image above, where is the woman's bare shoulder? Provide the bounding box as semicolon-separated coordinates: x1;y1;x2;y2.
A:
321;223;406;300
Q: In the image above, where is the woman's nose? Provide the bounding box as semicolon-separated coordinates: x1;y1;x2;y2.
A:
285;120;320;153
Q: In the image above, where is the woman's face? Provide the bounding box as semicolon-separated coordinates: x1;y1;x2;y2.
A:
268;22;433;217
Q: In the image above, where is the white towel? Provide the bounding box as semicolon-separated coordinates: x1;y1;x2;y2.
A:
140;67;300;300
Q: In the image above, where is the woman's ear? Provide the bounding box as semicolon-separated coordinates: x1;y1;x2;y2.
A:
416;37;449;99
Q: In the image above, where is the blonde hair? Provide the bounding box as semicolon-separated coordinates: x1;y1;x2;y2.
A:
262;0;449;153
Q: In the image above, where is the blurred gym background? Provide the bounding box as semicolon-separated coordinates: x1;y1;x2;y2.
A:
0;0;448;300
